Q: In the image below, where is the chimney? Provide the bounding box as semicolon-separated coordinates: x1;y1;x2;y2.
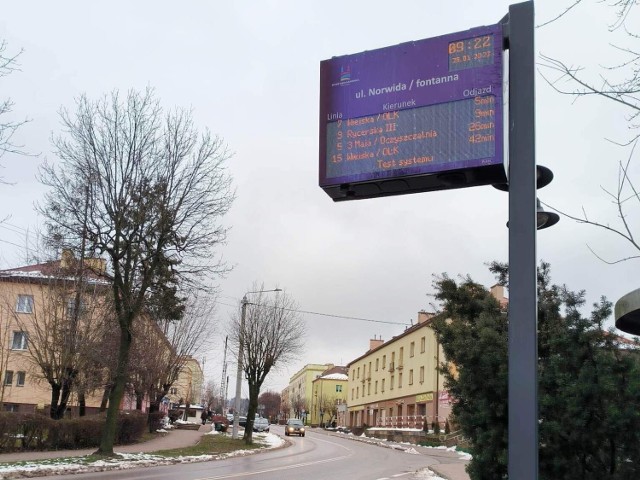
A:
85;257;107;274
418;311;435;324
60;249;74;269
369;336;384;351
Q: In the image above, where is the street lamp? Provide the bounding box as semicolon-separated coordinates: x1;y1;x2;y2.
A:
232;288;281;439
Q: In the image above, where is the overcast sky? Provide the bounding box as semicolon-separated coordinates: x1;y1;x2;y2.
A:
1;1;638;397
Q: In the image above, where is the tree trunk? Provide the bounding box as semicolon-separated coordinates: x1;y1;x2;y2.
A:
95;321;133;456
99;384;111;412
49;383;63;420
55;368;77;419
78;392;86;417
147;398;162;433
135;390;143;410
243;381;261;444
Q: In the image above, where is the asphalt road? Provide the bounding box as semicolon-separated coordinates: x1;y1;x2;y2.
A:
35;425;463;480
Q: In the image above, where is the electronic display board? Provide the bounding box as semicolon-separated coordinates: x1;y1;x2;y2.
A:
319;23;505;201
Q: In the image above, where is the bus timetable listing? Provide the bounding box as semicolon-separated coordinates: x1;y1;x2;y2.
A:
325;95;497;180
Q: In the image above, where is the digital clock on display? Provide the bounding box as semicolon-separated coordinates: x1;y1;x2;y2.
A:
448;35;494;71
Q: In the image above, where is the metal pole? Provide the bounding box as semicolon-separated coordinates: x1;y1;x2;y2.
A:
507;1;538;479
232;296;248;439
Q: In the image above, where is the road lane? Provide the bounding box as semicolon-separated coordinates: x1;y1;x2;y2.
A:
35;425;463;480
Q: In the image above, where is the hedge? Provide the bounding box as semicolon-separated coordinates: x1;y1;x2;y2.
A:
0;410;148;452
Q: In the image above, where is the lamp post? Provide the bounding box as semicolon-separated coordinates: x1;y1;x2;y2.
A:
232;288;281;439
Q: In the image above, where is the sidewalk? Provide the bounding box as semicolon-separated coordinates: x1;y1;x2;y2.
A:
429;463;470;480
0;424;210;463
322;430;471;480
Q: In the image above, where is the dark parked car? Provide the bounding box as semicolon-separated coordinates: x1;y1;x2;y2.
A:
285;418;305;437
253;417;270;432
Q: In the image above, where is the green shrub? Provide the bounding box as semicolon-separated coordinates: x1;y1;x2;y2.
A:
0;410;147;452
116;411;147;444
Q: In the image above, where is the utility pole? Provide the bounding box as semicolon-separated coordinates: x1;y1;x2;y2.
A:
220;336;228;413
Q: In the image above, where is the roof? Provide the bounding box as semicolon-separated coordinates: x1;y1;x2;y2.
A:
0;259;109;285
346;317;439;368
320;373;348;381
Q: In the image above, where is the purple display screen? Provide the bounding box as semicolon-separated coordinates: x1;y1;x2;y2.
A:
319;24;503;194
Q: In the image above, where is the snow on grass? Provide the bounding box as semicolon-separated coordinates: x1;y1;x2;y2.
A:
0;432;286;478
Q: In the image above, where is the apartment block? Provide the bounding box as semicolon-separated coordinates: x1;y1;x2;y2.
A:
346;312;451;429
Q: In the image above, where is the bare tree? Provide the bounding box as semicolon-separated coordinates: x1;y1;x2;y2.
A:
229;287;305;444
0;259;110;419
539;1;640;263
202;379;221;413
128;293;214;429
37;88;234;456
258;390;281;421
0;39;29;179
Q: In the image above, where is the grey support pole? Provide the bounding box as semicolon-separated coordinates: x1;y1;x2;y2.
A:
507;1;538;479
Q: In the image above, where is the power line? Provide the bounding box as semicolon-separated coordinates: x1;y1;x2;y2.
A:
217;298;409;326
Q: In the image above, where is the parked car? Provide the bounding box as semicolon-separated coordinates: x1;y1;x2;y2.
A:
285;418;305;437
253;417;270;432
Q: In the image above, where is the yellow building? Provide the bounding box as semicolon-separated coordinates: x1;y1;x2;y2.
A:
284;363;333;424
167;356;204;409
0;257;110;413
309;366;348;427
0;255;191;416
346;311;450;429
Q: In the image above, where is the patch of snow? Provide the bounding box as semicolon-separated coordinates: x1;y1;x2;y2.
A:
412;468;447;479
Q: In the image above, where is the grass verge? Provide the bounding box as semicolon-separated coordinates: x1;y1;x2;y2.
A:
153;433;267;457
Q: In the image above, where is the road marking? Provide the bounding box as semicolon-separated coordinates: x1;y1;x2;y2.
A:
194;434;354;480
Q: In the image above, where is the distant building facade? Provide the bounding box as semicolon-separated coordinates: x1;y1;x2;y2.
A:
0;254;200;416
346;312;450;429
283;363;333;424
309;365;348;427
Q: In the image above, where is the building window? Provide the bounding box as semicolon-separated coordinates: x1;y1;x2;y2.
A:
375;380;378;394
16;295;34;313
3;404;18;412
16;371;25;387
66;297;86;318
398;372;403;388
382;355;386;369
409;369;414;385
11;331;28;350
368;361;371;378
421;336;426;353
357;367;360;379
367;382;371;395
399;347;404;367
4;371;13;386
381;379;385;392
375;358;379;371
410;342;415;357
356;386;359;398
390;375;394;390
351;388;355;400
170;387;177;395
420;366;425;383
336;385;342;393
